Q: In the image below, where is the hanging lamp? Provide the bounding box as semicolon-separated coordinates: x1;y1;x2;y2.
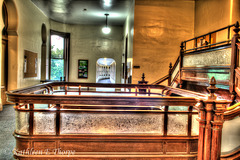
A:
102;13;111;34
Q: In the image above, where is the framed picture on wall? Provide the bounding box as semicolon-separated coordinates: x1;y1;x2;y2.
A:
78;59;88;78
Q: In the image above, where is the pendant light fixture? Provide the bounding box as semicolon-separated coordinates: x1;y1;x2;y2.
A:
102;13;111;34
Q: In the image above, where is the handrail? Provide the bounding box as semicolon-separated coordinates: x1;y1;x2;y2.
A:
224;102;240;120
227;102;240;111
170;56;180;75
183;23;235;53
152;56;180;85
184;40;231;53
151;75;169;85
184;24;235;43
170;71;179;87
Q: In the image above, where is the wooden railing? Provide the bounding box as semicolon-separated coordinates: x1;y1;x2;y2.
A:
152;56;180;86
153;22;240;105
183;24;235;53
6;79;232;159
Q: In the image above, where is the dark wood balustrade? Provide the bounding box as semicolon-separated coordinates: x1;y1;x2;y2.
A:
6;79;232;160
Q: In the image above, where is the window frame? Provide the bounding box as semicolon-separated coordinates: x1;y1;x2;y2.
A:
49;30;70;81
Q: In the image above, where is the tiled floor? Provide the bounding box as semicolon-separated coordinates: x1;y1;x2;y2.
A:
0;105;15;160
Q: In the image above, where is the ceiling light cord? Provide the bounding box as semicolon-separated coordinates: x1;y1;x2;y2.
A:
102;13;111;34
105;13;109;27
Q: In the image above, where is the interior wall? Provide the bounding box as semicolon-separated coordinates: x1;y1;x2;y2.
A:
221;116;240;153
123;0;135;59
132;0;195;84
122;0;135;83
13;0;50;89
50;21;123;83
194;0;240;37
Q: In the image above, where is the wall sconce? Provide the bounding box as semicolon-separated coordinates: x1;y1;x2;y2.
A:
102;13;111;34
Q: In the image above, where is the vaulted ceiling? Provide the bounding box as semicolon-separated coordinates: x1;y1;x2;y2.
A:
31;0;133;25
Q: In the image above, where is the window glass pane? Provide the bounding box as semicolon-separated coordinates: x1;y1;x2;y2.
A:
51;35;64;58
51;59;64;80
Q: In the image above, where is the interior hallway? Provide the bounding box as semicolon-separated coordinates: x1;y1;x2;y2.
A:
97;78;112;83
0;105;15;160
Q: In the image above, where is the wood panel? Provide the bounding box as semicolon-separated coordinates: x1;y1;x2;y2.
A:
14;134;198;160
60;141;164;152
181;66;230;87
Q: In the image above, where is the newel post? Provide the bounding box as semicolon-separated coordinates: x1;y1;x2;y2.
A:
179;42;184;88
196;77;229;160
168;62;172;86
230;21;240;101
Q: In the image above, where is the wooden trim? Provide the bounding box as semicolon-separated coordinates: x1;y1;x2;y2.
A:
188;106;193;137
221;145;240;159
224;107;240;120
49;30;70;81
56;104;60;136
29;104;34;135
182;77;229;86
163;106;168;136
182;66;230;70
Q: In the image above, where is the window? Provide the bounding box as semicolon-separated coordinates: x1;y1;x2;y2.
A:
49;30;70;81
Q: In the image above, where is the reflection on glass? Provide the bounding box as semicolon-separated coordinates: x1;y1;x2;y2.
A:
15;111;29;135
60;113;164;134
34;112;56;135
50;59;64;80
167;114;188;135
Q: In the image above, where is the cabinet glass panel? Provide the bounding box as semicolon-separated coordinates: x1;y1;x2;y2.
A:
167;114;188;135
60;113;164;135
15;111;29;135
34;112;56;135
191;114;199;135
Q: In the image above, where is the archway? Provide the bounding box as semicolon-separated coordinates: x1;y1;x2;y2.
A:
1;1;8;105
96;58;116;83
2;0;18;91
0;0;18;109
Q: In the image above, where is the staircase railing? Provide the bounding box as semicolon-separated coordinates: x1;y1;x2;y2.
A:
152;56;180;86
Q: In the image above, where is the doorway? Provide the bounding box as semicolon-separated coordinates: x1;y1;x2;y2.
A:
96;58;116;83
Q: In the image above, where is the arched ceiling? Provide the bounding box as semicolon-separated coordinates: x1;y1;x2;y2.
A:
31;0;133;25
97;58;115;66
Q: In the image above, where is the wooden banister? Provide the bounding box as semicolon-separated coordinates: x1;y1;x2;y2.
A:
152;56;180;85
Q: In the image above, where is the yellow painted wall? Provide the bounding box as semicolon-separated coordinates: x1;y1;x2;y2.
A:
122;0;135;83
50;21;123;83
14;0;50;89
195;0;240;37
132;0;195;84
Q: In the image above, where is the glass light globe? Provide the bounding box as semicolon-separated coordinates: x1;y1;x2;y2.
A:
102;27;111;34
